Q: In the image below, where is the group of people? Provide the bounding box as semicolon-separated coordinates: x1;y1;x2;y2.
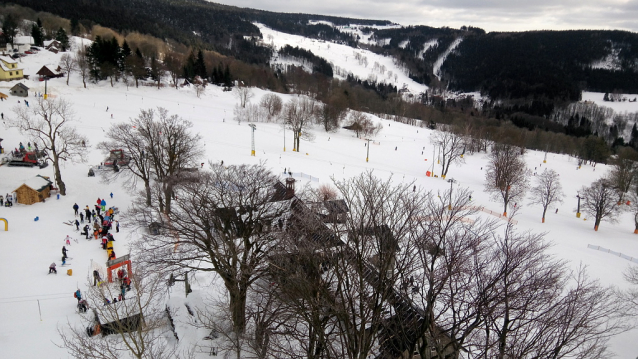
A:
1;193;13;207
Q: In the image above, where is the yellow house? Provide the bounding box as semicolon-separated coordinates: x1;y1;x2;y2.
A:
0;56;24;81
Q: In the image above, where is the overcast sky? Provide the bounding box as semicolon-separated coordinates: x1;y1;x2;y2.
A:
213;0;638;33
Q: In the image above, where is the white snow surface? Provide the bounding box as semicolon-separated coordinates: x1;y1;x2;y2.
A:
0;37;637;358
582;91;638;114
433;37;463;80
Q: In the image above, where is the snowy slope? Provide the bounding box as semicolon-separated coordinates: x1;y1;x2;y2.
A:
258;23;428;94
0;37;637;358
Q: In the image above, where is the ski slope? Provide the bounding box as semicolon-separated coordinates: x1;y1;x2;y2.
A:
0;38;637;358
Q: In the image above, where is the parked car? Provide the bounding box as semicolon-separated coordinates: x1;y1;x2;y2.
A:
11;54;19;59
24;51;33;54
30;46;40;51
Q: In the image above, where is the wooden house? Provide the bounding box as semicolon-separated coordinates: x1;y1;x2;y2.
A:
0;56;24;81
14;175;52;205
36;65;63;79
10;82;29;97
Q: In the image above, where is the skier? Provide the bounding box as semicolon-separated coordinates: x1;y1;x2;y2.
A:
81;225;90;239
74;289;82;302
73;203;79;216
62;256;67;266
0;195;3;206
93;270;101;286
85;206;91;222
80;212;84;223
65;235;72;245
62;246;68;259
101;199;106;211
78;299;88;313
110;192;113;198
116;221;120;233
49;262;57;274
75;219;80;231
1;113;3;119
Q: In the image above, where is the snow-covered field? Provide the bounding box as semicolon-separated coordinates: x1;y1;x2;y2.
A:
0;36;638;358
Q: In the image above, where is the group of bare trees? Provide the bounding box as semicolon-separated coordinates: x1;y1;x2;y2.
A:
99;107;203;212
125;164;630;359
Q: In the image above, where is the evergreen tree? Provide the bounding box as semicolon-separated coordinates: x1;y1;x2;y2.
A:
194;50;207;79
70;18;79;36
182;51;196;82
55;28;70;51
223;64;232;87
31;23;44;47
630;124;638;150
1;13;18;46
122;40;132;58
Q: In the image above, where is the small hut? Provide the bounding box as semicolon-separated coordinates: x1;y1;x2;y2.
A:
13;175;52;205
10;82;29;97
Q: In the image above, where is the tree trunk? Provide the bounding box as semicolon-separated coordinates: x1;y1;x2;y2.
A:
145;181;152;207
66;73;70;85
594;216;601;231
52;153;66;195
229;286;247;334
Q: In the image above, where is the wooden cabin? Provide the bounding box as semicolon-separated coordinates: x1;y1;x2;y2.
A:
14;175;52;205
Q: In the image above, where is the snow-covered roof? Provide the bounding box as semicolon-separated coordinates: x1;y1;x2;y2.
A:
14;36;34;45
0;56;17;64
21;175;52;192
44;40;60;47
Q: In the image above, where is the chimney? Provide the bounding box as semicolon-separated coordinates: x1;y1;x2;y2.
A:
285;177;296;199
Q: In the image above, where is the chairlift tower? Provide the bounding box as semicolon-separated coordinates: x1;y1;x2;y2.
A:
249;124;256;156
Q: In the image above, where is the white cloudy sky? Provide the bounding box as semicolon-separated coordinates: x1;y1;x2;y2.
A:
213;0;638;33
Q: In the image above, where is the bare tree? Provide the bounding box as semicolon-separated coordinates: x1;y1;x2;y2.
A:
234;86;254;108
99;113;155;206
76;46;90;89
316;96;347;132
59;53;78;86
530;168;564;223
259;93;283;121
485;143;530;216
10;97;88;195
609;147;638;203
282;97;316;152
142;108;203;214
324;172;426;359
193;76;205;98
164;51;183;90
433;127;465;178
580;178;621;231
135;164;289;335
57;265;178;359
409;187;500;359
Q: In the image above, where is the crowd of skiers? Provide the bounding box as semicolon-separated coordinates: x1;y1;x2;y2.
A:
47;196;125;314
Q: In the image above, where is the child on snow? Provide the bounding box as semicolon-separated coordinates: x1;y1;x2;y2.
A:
49;262;57;274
